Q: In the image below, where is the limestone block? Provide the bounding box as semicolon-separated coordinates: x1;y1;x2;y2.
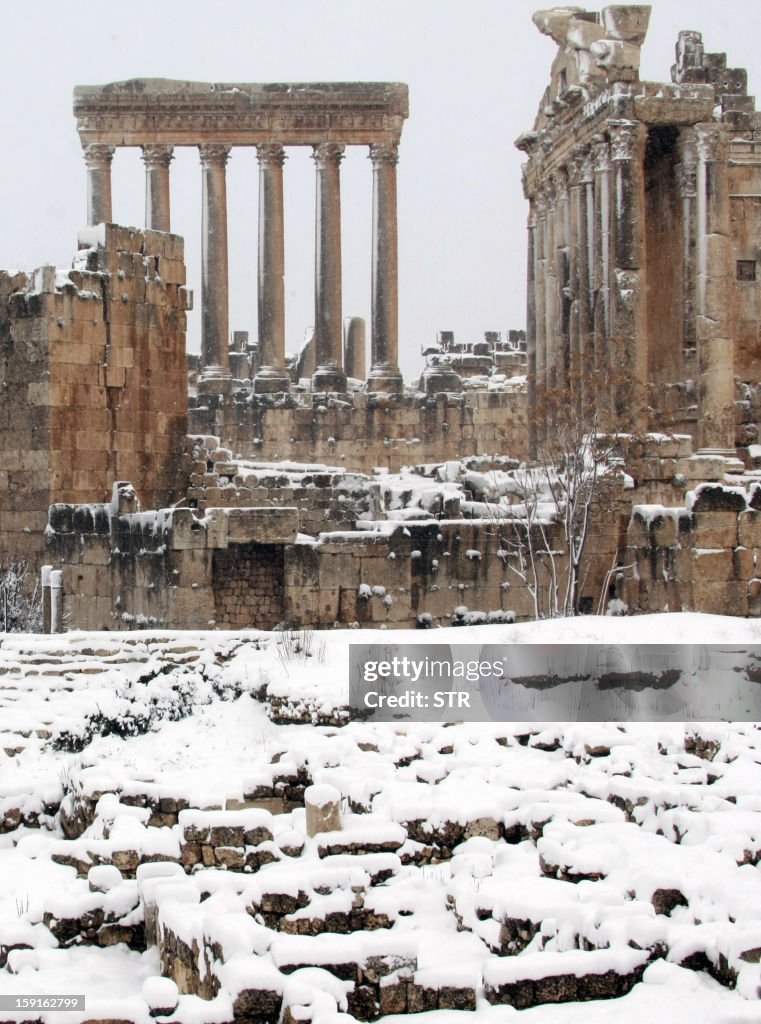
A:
170;508;207;550
738;512;761;548
692;580;748;617
305;783;342;837
691;548;733;582
225;507;298;544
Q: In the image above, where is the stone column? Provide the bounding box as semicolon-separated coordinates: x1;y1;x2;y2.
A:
141;144;173;233
83;144;115;225
609;119;647;427
312;142;347;392
695;122;735;452
534;194;548;398
578;150;595;383
199;144;232;390
368;142;403;392
526;209;538;458
255;143;291;393
554;168;571;390
568;156;583;388
544;189;558;388
592;134;611;370
677;129;698;353
344;317;366;380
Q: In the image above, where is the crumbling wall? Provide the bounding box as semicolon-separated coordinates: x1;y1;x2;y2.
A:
189;389;528;474
0;224;188;573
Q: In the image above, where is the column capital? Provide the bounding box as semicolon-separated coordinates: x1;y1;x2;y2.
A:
591;133;611;173
608;119;643;161
695;122;727;163
141;144;174;170
83;144;115;170
312;141;345;169
199;143;231;168
677;160;697;199
256;142;287;168
369;141;399;168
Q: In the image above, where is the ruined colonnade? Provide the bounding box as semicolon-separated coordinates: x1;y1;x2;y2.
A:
75;81;408;394
520;112;735;453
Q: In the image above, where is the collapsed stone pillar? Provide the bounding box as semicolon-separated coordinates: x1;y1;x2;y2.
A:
255;143;290;394
311;142;347;393
368;142;403;393
83;144;115;225
199;144;232;391
141;144;174;233
695;122;735;452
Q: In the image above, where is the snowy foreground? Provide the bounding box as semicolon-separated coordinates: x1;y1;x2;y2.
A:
2;615;761;1023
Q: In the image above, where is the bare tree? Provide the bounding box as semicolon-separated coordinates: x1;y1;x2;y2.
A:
0;562;43;633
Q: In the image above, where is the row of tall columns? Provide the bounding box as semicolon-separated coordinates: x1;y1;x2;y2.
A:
82;139;403;394
526;117;735;451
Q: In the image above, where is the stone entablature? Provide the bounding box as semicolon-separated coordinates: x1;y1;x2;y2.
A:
73;80;409;397
73;80;408;147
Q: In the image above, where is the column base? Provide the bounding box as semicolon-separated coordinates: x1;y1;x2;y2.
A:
197;368;233;397
419;364;463;395
254;367;291;394
311;364;347;393
367;364;403;394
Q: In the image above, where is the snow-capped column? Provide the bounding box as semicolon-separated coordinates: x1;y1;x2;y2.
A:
609;119;647;427
199;144;232;391
141;145;174;233
368;142;403;393
695;122;735;453
83;144;115;225
312;142;347;393
254;142;291;394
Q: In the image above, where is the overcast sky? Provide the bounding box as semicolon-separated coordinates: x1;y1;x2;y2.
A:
1;1;759;379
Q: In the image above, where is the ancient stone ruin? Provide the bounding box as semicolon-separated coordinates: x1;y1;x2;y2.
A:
0;5;760;629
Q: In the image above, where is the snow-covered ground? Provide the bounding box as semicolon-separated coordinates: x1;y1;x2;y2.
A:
1;615;761;1023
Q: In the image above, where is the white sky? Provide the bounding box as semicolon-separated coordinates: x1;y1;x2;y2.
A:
1;1;759;379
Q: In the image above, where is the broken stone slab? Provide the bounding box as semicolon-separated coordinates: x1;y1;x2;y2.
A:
305;783;342;837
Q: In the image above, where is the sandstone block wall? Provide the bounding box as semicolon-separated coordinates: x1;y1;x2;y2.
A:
625;484;761;616
189;388;528;474
0;225;188;574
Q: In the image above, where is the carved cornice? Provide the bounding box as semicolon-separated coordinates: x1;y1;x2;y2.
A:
199;143;231;168
83;144;115;170
312;141;345;169
141;144;174;169
256;142;287;168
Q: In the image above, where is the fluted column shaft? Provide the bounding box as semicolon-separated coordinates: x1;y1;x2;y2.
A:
255;143;290;393
84;144;115;225
312;142;346;392
368;142;403;392
199;144;232;388
142;145;173;232
695;123;735;452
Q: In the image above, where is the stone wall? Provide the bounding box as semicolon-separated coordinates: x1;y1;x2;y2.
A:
189;388;528;474
625;484;761;616
0;224;188;572
46;480;629;630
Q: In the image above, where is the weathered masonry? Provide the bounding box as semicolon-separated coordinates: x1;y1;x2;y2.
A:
74;80;408;395
519;6;761;456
